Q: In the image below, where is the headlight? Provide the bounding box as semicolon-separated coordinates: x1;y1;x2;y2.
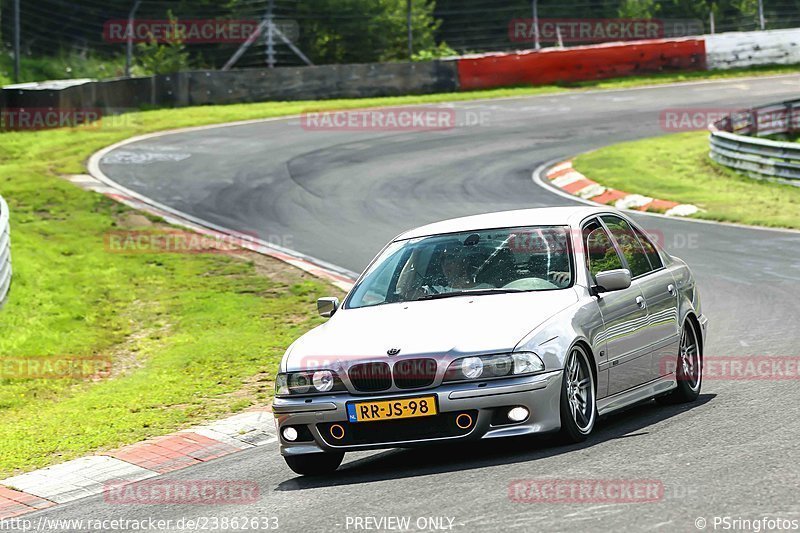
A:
312;370;335;392
461;357;484;379
275;370;345;396
512;352;544;375
444;352;544;382
289;372;312;394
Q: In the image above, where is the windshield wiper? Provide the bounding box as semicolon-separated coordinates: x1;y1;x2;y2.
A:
414;288;525;301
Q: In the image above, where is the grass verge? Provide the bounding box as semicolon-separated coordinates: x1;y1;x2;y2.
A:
1;64;799;477
0;113;353;476
572;132;800;229
0;52;127;87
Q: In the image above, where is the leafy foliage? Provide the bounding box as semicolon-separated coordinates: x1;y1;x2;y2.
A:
294;0;441;63
4;0;800;77
134;12;191;75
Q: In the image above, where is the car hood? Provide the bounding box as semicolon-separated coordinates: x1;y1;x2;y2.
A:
284;289;578;370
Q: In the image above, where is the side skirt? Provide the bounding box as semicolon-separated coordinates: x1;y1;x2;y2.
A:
597;374;677;416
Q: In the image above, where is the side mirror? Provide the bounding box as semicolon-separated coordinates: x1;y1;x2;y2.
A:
594;269;632;294
317;297;340;318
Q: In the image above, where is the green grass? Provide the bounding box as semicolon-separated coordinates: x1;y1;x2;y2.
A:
0;51;127;86
558;63;800;90
0;103;363;476
573;131;800;229
1;64;800;478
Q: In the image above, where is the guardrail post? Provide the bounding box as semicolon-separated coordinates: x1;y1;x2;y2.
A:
13;0;20;83
125;0;142;78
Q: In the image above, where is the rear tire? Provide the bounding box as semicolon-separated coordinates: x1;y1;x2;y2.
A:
558;344;597;443
656;319;702;405
283;452;344;476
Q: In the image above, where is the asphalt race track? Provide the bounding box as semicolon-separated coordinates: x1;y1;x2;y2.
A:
31;76;800;532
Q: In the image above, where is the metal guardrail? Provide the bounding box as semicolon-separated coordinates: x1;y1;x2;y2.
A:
0;195;12;308
709;99;800;184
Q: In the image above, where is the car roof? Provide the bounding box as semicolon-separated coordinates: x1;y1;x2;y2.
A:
395;206;614;240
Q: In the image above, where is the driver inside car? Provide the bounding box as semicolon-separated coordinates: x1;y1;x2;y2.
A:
440;247;476;290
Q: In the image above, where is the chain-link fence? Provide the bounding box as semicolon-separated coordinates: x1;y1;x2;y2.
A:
1;0;800;83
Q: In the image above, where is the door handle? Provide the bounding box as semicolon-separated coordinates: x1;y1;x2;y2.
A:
635;296;646;309
667;284;676;296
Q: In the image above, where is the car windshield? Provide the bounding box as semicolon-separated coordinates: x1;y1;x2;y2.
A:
347;226;573;309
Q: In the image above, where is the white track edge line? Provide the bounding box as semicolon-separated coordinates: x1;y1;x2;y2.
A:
87;137;360;284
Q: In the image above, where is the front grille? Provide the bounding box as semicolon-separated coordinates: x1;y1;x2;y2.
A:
393;358;437;389
317;410;478;446
348;362;391;392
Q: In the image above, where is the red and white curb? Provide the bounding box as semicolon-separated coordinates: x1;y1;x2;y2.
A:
0;410;275;518
546;161;699;217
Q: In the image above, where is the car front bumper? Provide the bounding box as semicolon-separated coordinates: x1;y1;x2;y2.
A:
272;370;563;456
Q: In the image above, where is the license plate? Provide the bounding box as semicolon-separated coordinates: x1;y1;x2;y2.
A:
346;396;437;423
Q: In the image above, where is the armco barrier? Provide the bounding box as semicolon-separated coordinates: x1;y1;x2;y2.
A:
456;38;706;91
709;100;800;183
0;195;11;308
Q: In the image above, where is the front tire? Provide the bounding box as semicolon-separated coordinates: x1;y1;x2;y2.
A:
558;344;597;443
656;319;702;405
284;452;344;476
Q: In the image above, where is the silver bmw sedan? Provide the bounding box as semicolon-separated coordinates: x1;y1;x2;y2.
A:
273;206;708;475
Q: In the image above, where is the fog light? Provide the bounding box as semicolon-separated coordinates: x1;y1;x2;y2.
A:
330;424;345;440
455;413;474;429
282;427;298;442
507;407;529;422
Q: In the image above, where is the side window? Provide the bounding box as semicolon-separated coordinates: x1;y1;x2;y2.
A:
601;215;652;278
583;221;623;281
632;226;664;271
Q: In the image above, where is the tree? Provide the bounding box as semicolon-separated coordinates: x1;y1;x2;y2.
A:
134;12;190;75
295;0;441;64
618;0;660;18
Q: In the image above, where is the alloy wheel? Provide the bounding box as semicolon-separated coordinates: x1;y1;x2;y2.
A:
565;346;595;433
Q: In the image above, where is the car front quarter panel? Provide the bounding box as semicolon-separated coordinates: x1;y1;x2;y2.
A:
514;288;607;398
